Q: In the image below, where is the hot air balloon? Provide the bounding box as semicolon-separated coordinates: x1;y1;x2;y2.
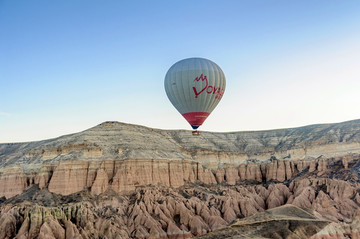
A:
164;58;226;133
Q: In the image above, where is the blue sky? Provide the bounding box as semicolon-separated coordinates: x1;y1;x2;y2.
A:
1;0;360;142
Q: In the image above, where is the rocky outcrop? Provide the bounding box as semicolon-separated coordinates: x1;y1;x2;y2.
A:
1;120;360;238
2;119;360;169
0;154;357;199
0;166;28;199
198;205;331;239
310;210;360;239
1;176;359;239
0;154;358;198
0;120;359;197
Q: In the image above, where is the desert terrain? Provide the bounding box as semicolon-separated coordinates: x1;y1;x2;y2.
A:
1;120;360;238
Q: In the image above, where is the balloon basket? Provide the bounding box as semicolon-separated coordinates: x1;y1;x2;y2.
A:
192;130;201;136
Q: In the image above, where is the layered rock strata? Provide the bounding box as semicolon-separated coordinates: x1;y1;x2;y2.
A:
1;120;360;238
197;204;331;239
1;175;359;239
2;119;360;170
0;154;358;199
1;120;360;198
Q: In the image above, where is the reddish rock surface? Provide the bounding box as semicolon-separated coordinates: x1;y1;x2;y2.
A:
0;120;360;238
0;171;359;239
0;155;358;199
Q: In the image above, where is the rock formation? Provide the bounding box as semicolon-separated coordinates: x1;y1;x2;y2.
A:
1;175;359;239
0;119;360;238
0;155;358;199
197;204;331;239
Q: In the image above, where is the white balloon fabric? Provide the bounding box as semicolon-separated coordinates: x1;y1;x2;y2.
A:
164;57;226;130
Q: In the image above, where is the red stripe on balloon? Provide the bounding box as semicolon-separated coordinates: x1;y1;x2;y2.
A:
182;112;210;127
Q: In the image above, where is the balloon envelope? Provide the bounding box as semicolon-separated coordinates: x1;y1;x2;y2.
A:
164;57;226;129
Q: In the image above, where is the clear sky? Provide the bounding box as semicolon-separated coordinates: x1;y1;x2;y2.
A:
1;0;360;143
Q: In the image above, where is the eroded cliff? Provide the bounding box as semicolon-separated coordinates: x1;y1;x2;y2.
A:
0;120;360;238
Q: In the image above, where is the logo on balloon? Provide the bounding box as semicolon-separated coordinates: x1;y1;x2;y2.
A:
193;74;225;100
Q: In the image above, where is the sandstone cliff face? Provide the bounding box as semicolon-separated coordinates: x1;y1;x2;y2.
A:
1;120;360;199
1;152;359;199
1;120;360;238
2;120;360;169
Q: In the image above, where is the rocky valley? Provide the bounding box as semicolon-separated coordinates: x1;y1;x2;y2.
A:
1;120;360;238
